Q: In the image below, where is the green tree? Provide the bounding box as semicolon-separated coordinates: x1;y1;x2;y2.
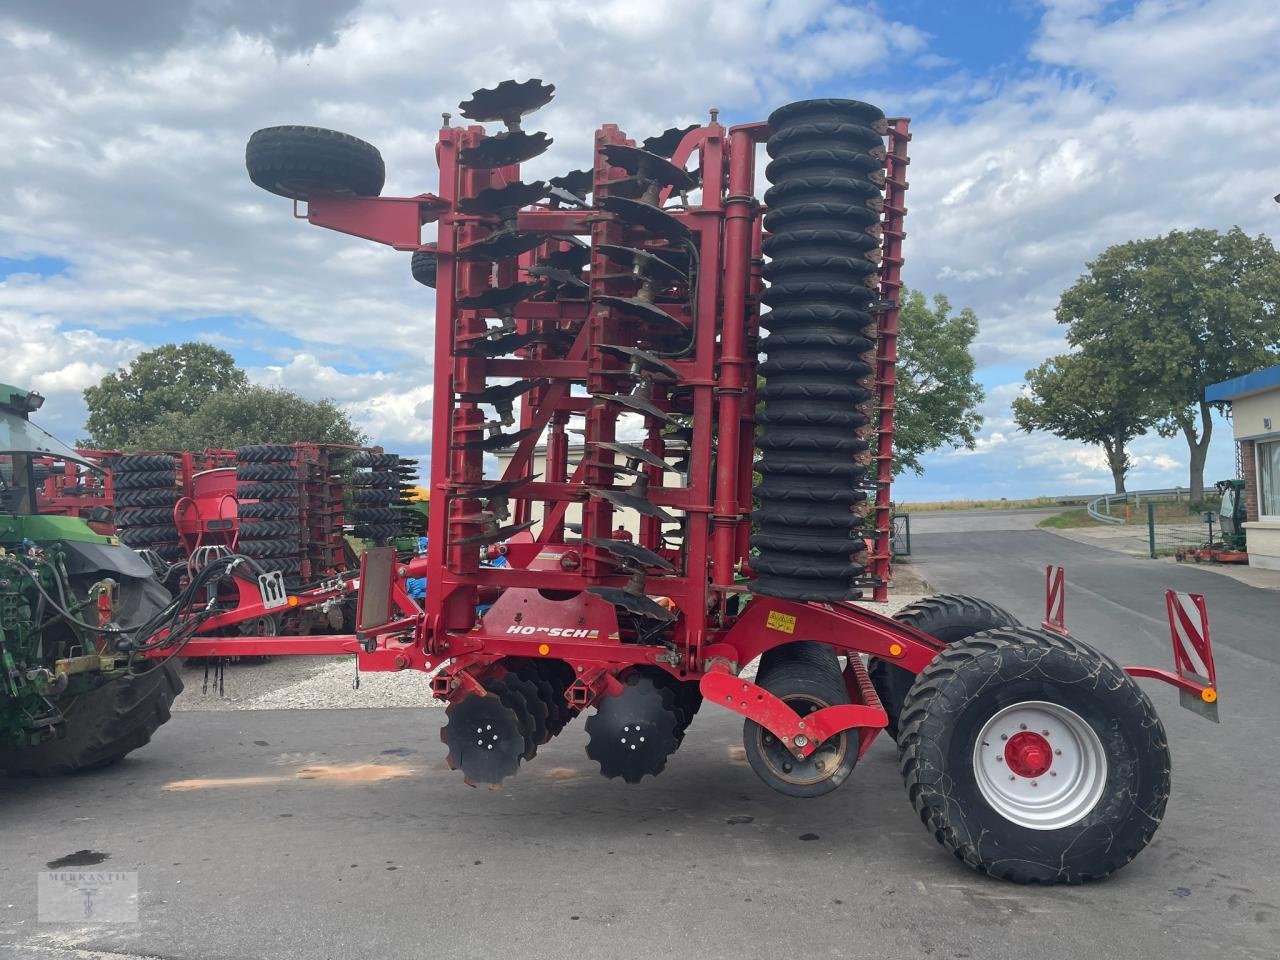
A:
1012;349;1155;494
83;343;248;447
1058;227;1280;501
893;289;985;475
132;385;366;450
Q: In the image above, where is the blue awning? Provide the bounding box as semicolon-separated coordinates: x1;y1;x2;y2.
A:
1206;364;1280;403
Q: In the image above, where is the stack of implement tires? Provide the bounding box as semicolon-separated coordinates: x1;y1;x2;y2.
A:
350;451;406;542
235;444;305;587
111;454;183;562
750;99;887;602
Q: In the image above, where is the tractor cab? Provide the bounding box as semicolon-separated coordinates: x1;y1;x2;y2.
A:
1;384;100;517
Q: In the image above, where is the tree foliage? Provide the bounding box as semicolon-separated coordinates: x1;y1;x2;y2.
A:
1012;348;1155;493
83;343;248;448
132;385;365;450
1057;227;1280;500
82;342;365;450
893;289;985;475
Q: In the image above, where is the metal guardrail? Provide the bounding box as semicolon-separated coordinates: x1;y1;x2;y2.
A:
1086;487;1187;525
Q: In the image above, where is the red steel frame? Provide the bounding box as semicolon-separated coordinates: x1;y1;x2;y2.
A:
145;107;1218;755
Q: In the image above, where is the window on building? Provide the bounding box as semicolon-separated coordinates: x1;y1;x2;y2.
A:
1259;439;1280;520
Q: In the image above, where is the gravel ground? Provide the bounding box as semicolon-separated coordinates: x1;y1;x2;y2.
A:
175;566;930;712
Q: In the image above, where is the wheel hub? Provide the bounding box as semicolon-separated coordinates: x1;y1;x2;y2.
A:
1004;731;1052;778
973;701;1107;831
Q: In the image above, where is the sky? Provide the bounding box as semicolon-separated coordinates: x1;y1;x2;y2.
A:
2;0;1277;501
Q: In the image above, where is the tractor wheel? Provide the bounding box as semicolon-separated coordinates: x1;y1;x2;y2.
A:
869;594;1020;739
898;627;1170;884
0;575;182;776
246;126;385;201
0;663;183;775
744;642;856;797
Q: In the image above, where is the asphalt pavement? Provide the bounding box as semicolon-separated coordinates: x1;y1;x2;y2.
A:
2;509;1278;960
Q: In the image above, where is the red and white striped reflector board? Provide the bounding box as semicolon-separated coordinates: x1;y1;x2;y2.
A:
1165;590;1218;721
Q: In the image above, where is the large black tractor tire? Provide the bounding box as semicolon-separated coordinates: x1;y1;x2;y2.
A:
870;594;1020;739
0;663;183;776
899;627;1171;884
246;125;385;201
1;572;183;776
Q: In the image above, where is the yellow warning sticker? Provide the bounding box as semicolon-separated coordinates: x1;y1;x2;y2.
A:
765;610;797;634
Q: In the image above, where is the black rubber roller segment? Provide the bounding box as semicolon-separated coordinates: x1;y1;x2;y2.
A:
759;350;874;378
762;228;882;261
765;147;887;182
753;502;869;530
756;429;872;456
761;300;882;327
762;327;875;352
756;404;871;429
764;253;882;286
764;176;885;210
762;197;883;234
768;98;886;134
752;529;869;556
752;552;865;580
754;476;869;503
756;457;868;479
750;574;861;602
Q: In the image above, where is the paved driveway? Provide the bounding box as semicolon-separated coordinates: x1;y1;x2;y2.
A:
2;510;1277;960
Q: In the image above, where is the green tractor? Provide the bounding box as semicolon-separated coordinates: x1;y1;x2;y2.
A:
0;384;182;775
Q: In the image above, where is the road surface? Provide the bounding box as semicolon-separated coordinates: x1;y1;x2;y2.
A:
2;509;1277;960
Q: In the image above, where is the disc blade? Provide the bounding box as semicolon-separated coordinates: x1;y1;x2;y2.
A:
585;673;680;782
588;587;678;624
455;425;541;451
443;691;525;787
641;124;700;159
598;195;693;243
459;130;553;169
592;440;675;472
595;295;687;331
592;390;671;423
595;244;690;284
456;282;542;310
595;344;680;381
458;229;547;262
458;378;547;404
459;79;555;125
586;536;675;572
456;180;548;217
549;169;593;198
600;144;698;191
454;519;536;546
591;488;676;522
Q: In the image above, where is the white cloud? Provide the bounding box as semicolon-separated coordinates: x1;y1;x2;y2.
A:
1;0;1276;497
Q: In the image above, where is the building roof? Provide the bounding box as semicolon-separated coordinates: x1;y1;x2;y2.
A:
1206;363;1280;402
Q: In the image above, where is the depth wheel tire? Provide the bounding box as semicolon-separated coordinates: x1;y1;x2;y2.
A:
411;247;438;288
0;662;183;776
898;627;1171;884
743;643;856;797
246;125;385;201
870;594;1020;739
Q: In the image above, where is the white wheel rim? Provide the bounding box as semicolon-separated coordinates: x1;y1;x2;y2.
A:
972;700;1107;831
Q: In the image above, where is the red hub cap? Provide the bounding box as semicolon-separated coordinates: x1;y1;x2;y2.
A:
1004;731;1052;778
